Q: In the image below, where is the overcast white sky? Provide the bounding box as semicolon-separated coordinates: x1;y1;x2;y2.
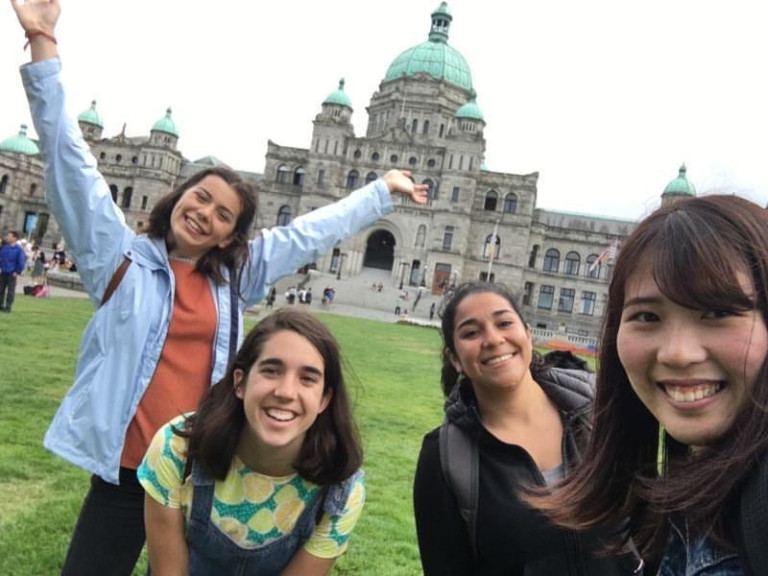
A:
2;0;767;220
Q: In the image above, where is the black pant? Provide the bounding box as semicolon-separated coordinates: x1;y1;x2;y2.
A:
62;468;146;576
0;272;17;311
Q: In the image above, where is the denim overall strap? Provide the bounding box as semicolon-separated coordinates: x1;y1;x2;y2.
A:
186;464;326;576
323;469;363;517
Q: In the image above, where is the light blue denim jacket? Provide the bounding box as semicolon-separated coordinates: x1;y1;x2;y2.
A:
21;58;393;484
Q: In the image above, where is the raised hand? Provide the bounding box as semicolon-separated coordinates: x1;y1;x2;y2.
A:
10;0;61;35
382;170;429;205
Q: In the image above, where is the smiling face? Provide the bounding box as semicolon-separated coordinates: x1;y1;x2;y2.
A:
234;330;332;466
448;291;534;395
167;175;241;261
617;269;768;449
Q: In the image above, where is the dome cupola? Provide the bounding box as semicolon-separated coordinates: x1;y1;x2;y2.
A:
383;2;473;92
0;124;40;155
663;164;696;196
455;91;484;121
152;107;179;137
78;100;104;128
323;78;353;109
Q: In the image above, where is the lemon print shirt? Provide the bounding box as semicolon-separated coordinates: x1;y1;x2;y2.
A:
138;415;365;559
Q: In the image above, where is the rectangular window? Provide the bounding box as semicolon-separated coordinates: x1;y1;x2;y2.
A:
522;282;533;306
443;226;454;251
452;186;460;202
558;288;575;313
537;285;554;309
317;170;325;185
479;271;495;283
580;291;596;316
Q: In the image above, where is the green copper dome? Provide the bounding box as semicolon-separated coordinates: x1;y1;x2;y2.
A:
152;107;179;137
78;100;104;128
384;2;473;92
455;91;484;121
0;124;40;155
663;163;696;196
323;78;353;109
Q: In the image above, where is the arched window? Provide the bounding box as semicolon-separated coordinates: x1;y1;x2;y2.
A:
109;184;118;202
411;119;418;133
483;234;501;259
423;179;435;202
543;249;560;273
346;170;359;190
29;183;38;196
422;120;430;135
121;187;133;209
427;159;436;168
503;193;518;214
439;123;445;137
484;190;498;211
409;156;418;166
586;254;600;278
372;151;380;161
0;174;8;194
564;251;581;275
292;166;305;186
276;205;291;226
365;171;378;185
390;154;399;164
276;164;290;184
353;149;362;159
415;224;427;248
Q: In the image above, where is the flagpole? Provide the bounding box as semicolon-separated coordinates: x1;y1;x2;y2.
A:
486;219;499;282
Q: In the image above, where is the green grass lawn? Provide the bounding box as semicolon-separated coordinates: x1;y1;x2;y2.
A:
0;297;445;575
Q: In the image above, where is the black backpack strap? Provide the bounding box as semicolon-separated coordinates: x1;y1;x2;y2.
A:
439;420;479;562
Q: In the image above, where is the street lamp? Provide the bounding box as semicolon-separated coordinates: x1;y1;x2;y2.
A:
399;261;411;290
336;253;348;280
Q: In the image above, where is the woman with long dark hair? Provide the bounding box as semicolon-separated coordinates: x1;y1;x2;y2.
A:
413;282;638;575
531;194;768;575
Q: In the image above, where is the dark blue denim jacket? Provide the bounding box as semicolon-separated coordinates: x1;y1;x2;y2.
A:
657;516;743;576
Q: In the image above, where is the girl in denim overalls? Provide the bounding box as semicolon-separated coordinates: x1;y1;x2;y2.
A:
138;309;365;575
530;195;768;575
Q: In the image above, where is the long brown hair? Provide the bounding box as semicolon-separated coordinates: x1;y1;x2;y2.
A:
530;195;768;559
145;166;257;285
175;309;363;486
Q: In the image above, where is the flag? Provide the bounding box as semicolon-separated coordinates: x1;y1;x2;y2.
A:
589;241;618;274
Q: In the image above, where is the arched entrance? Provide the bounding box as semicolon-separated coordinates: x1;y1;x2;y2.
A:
363;229;395;270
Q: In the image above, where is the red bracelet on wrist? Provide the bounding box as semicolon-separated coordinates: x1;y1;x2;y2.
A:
24;30;57;51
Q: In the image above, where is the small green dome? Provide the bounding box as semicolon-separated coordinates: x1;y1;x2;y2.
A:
78;100;104;128
323;78;353;109
455;91;484;121
663;163;696;196
384;2;473;92
152;107;178;137
0;124;40;155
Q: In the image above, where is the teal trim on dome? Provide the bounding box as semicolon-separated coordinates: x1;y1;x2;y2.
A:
0;124;40;155
152;107;179;136
323;78;353;109
663;163;696;196
456;92;484;120
78;100;104;128
384;2;473;91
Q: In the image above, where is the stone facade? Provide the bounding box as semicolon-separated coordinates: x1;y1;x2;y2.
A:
0;3;646;338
